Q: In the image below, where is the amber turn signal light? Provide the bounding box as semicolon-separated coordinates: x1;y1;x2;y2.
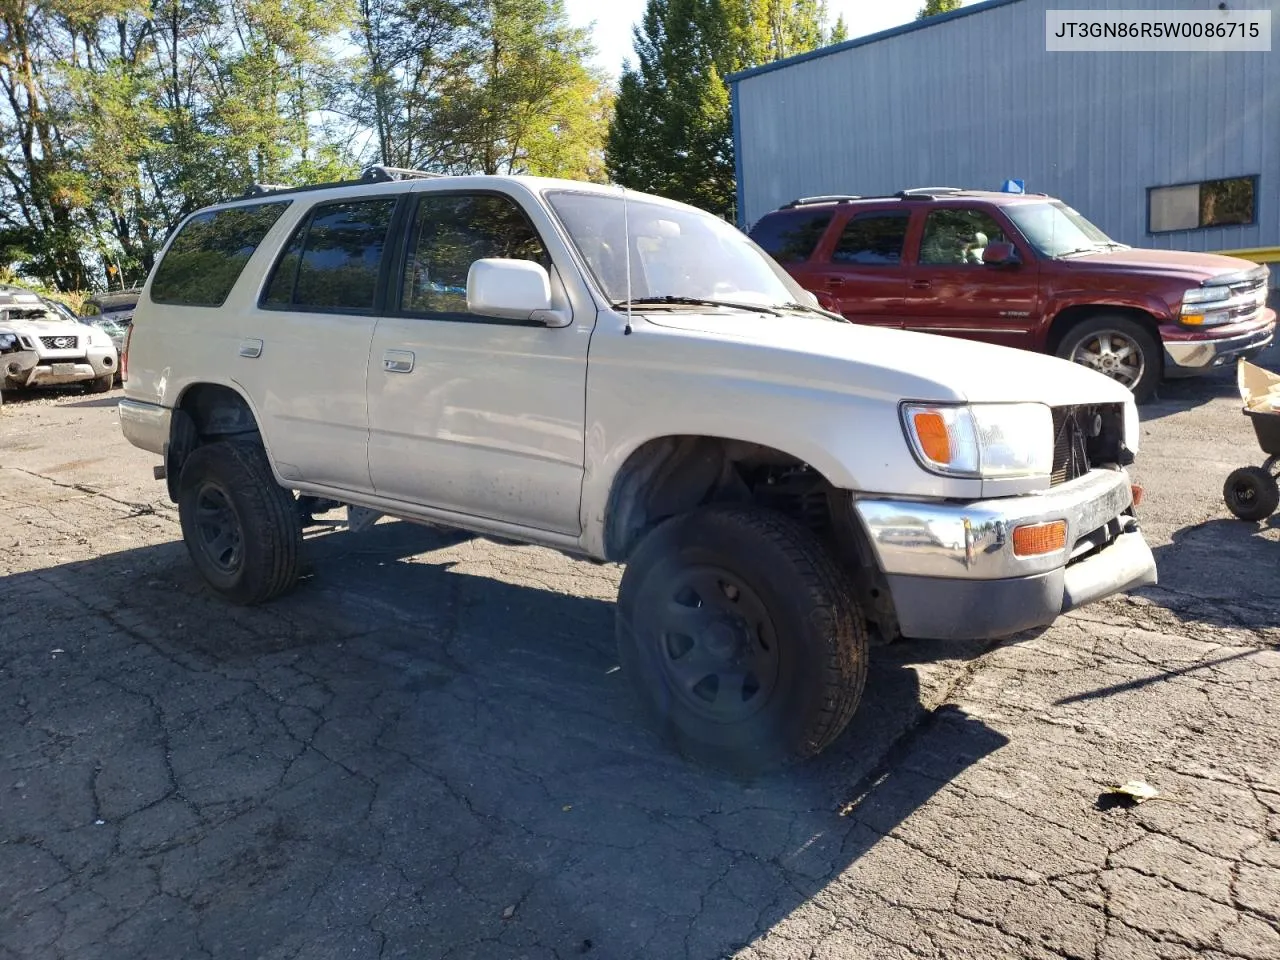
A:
1012;520;1067;557
1131;484;1144;507
912;411;952;464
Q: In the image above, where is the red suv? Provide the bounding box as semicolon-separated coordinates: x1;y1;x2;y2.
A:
748;188;1276;401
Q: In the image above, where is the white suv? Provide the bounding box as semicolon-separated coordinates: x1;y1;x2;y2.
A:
119;167;1157;770
0;287;118;394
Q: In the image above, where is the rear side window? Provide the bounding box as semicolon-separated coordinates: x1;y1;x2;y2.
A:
151;202;290;307
263;198;398;312
749;210;832;263
832;212;910;265
401;193;549;317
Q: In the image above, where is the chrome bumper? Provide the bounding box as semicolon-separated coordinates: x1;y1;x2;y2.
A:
1164;317;1275;375
854;469;1157;640
118;398;171;455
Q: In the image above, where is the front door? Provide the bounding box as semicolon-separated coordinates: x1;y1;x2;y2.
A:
807;209;912;327
365;190;590;535
901;206;1039;348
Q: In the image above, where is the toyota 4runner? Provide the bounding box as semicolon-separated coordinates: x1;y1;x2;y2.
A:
748;188;1276;403
118;168;1157;770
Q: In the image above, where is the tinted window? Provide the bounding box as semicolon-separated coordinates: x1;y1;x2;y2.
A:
262;199;397;311
919;209;1008;266
832;212;909;265
402;193;549;315
749;210;832;263
151;202;289;306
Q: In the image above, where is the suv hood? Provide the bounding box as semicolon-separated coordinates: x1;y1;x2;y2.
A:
641;311;1133;407
3;315;90;337
1063;248;1264;284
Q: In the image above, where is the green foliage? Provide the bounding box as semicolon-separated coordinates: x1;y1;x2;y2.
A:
0;0;606;290
605;0;839;220
917;0;962;19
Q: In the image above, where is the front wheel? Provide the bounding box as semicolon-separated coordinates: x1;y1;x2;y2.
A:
86;372;114;394
1223;466;1279;521
178;440;302;604
1056;315;1161;403
616;505;869;773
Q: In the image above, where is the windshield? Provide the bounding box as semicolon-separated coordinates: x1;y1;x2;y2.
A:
1003;201;1116;257
546;190;811;309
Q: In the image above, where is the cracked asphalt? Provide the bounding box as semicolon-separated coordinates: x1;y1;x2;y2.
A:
2;360;1279;960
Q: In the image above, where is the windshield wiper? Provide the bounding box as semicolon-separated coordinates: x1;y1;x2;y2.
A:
778;301;850;323
613;295;782;316
1056;246;1100;258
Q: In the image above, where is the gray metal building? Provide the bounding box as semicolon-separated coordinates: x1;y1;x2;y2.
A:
729;0;1279;265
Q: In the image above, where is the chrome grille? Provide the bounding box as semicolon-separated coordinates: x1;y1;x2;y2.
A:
39;335;78;350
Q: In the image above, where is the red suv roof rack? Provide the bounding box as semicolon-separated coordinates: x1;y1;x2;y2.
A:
781;195;863;208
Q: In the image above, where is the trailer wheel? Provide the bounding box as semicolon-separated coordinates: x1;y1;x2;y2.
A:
1223;466;1279;521
616;504;868;773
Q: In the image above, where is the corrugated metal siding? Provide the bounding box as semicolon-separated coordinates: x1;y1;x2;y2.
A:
733;0;1278;255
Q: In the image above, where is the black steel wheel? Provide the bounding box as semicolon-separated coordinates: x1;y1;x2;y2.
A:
1223;466;1279;522
86;372;113;394
178;439;302;604
617;505;868;773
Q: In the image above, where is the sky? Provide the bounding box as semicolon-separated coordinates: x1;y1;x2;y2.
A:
563;0;947;76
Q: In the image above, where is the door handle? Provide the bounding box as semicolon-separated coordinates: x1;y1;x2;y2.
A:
383;350;415;374
239;338;263;359
909;280;932;290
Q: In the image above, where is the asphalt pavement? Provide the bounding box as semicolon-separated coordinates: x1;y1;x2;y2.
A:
1;358;1278;960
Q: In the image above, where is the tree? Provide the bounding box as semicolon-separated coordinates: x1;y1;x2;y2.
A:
917;0;962;19
829;13;848;42
606;0;838;219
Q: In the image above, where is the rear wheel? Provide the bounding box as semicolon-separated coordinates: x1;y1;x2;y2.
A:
1056;315;1161;403
616;504;868;773
178;440;302;604
1223;466;1279;521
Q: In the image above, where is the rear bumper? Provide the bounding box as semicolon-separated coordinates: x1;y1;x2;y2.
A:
118;398;171;455
1163;311;1276;375
854;468;1157;640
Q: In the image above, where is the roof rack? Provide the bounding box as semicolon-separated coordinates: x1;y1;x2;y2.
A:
781;194;863;208
896;187;966;199
241;164;448;200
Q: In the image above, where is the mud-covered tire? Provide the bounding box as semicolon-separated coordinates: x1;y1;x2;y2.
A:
616;504;869;773
1055;314;1161;403
1223;466;1279;522
86;373;113;394
178;440;302;604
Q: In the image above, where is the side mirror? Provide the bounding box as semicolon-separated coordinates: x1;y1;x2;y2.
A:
467;258;553;320
981;241;1019;266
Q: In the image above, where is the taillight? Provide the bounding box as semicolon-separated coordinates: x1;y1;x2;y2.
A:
121;325;133;383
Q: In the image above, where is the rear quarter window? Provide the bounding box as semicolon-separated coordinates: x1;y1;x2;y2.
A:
150;201;291;307
748;210;832;264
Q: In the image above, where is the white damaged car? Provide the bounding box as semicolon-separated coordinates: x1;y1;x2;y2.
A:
0;286;118;394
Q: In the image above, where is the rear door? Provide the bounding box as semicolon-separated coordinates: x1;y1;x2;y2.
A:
236;192;405;494
901;205;1039;348
807;209;912;327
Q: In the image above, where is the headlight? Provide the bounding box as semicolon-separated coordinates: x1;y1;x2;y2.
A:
902;402;1053;479
1180;283;1261;327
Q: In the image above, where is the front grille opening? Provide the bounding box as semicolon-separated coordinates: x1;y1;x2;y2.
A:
1050;404;1127;486
39;335;79;350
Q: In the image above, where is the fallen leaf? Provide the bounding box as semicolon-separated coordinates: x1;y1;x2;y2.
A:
502;905;516;920
1098;779;1178;809
562;805;572;812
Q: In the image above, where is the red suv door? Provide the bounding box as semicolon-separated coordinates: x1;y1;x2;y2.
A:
902;205;1040;348
809;208;913;327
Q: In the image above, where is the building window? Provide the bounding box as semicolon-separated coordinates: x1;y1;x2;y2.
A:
1149;176;1257;233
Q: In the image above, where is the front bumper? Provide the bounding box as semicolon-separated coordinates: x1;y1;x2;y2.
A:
4;345;117;386
1163;311;1276;376
855;468;1157;640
